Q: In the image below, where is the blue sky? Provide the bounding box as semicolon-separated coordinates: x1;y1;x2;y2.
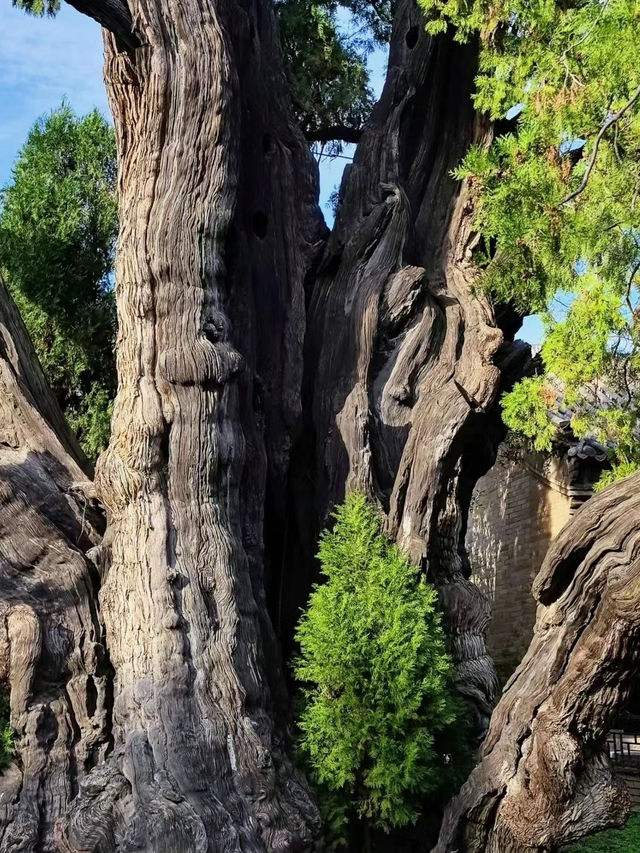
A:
0;2;541;344
0;3;108;186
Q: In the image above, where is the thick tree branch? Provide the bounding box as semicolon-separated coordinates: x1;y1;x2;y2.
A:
305;124;363;144
56;0;324;848
64;0;140;49
286;0;511;746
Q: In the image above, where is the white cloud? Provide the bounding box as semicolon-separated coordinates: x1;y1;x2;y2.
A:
0;2;108;183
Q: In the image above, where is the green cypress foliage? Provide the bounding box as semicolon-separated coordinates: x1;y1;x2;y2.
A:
277;0;375;154
12;0;59;14
0;692;13;770
294;493;464;840
417;0;640;487
0;104;117;460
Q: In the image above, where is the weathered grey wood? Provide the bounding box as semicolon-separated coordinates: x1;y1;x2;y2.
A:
285;0;528;737
12;0;628;849
434;471;640;852
0;275;109;852
56;0;324;850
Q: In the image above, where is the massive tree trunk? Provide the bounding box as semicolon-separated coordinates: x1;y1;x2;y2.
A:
53;0;324;850
46;1;528;848
282;0;528;737
6;0;632;847
0;275;109;852
434;470;640;852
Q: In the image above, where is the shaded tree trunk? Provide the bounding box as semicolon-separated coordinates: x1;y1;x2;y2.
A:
434;471;640;852
0;275;109;852
282;0;528;737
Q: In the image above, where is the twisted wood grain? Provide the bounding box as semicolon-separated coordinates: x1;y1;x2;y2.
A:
0;275;108;852
435;472;640;852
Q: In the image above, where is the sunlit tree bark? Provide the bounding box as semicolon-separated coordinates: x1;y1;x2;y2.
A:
435;472;640;852
0;274;108;852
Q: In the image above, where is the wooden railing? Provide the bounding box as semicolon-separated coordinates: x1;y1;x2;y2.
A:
607;730;640;771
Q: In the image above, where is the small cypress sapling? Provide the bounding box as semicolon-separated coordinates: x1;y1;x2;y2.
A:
294;493;465;843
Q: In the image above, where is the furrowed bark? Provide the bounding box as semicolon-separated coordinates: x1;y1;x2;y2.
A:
285;0;527;736
6;0;632;848
0;275;109;852
434;471;640;852
57;0;324;850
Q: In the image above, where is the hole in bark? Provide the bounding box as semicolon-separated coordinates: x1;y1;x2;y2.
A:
86;676;98;718
36;705;58;749
252;211;268;239
263;133;274;154
406;26;419;49
537;545;591;605
320;250;343;278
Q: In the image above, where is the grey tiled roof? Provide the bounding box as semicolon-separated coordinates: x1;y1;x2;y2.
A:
566;437;609;462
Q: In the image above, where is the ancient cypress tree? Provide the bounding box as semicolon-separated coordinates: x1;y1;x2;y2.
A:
3;0;325;849
0;0;637;850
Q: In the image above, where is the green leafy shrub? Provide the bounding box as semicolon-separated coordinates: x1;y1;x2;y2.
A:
0;103;117;459
295;493;465;842
563;815;640;852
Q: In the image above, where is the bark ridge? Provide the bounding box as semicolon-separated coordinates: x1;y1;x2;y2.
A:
435;472;640;852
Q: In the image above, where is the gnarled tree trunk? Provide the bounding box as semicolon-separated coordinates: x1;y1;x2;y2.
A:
283;0;528;737
434;471;640;852
55;0;325;851
7;0;630;848
0;275;109;853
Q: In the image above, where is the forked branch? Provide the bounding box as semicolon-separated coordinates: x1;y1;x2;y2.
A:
560;84;640;205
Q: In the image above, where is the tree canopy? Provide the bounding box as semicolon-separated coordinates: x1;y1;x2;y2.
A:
15;0;388;155
0;103;117;459
417;0;640;485
277;0;374;152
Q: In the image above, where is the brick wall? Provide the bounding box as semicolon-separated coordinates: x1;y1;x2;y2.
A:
467;446;572;684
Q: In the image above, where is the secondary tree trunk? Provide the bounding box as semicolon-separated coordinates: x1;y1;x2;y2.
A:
282;0;528;737
54;1;325;851
0;275;109;853
434;470;640;852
